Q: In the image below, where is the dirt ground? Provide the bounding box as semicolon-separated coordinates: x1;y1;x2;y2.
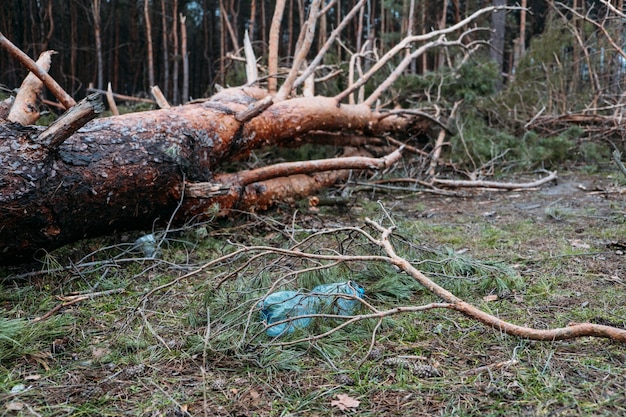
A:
2;170;625;416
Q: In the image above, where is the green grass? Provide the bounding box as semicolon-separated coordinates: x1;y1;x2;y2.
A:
1;171;625;416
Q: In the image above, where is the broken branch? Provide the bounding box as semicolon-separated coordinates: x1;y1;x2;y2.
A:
0;32;76;109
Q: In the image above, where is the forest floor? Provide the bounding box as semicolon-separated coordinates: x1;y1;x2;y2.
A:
1;167;626;416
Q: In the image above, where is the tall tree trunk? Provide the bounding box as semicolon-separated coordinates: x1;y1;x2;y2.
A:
92;0;104;90
437;0;449;70
260;0;267;57
144;0;155;88
288;0;294;60
219;0;226;85
70;0;78;94
268;0;286;93
161;0;170;99
180;13;189;103
249;0;257;41
490;0;506;89
172;0;180;104
113;5;120;92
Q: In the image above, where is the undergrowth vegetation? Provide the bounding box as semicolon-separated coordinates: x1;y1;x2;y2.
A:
1;178;625;415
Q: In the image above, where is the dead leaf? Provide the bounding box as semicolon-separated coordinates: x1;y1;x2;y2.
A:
570;239;590;249
24;374;42;381
245;389;262;406
92;347;110;360
331;393;360;411
483;294;498;302
5;402;24;411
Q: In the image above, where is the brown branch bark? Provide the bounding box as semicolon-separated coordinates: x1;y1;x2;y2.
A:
268;0;287;94
0;32;76;109
366;218;626;343
38;93;105;148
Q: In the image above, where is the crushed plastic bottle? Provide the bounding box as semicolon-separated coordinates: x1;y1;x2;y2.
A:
133;233;160;258
259;281;365;337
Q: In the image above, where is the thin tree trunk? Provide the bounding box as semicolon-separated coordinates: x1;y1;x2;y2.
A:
288;0;294;60
93;0;104;90
490;0;506;89
180;13;189;103
113;5;120;92
261;0;267;57
161;0;170;99
268;0;287;93
70;0;78;94
172;0;180;104
249;0;257;41
144;0;155;88
408;0;416;74
437;0;449;70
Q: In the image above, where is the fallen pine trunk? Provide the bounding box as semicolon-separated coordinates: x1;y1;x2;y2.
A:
0;87;428;265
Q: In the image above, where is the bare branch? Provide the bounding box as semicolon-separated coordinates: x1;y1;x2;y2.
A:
365;218;626;343
335;6;516;104
39;93;105;148
0;32;76;109
276;0;323;101
432;170;557;189
294;0;366;90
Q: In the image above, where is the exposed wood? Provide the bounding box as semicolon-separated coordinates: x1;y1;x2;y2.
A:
151;85;171;109
106;82;119;116
38;93;105;148
0;31;76;109
7;50;54;125
243;30;258;84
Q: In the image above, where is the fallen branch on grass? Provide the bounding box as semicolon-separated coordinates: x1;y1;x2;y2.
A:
432;170;558;189
137;218;626;345
32;288;125;323
365;218;626;343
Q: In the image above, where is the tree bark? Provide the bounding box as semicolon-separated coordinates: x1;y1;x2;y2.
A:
92;0;104;90
180;13;189;104
0;87;429;265
144;0;155;88
490;0;506;89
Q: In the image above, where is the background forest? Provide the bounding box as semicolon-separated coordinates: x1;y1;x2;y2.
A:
0;0;620;103
3;0;626;168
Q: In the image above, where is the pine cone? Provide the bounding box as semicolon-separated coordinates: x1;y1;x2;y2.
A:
383;357;411;367
367;347;383;360
413;364;441;378
334;374;355;386
210;378;227;390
